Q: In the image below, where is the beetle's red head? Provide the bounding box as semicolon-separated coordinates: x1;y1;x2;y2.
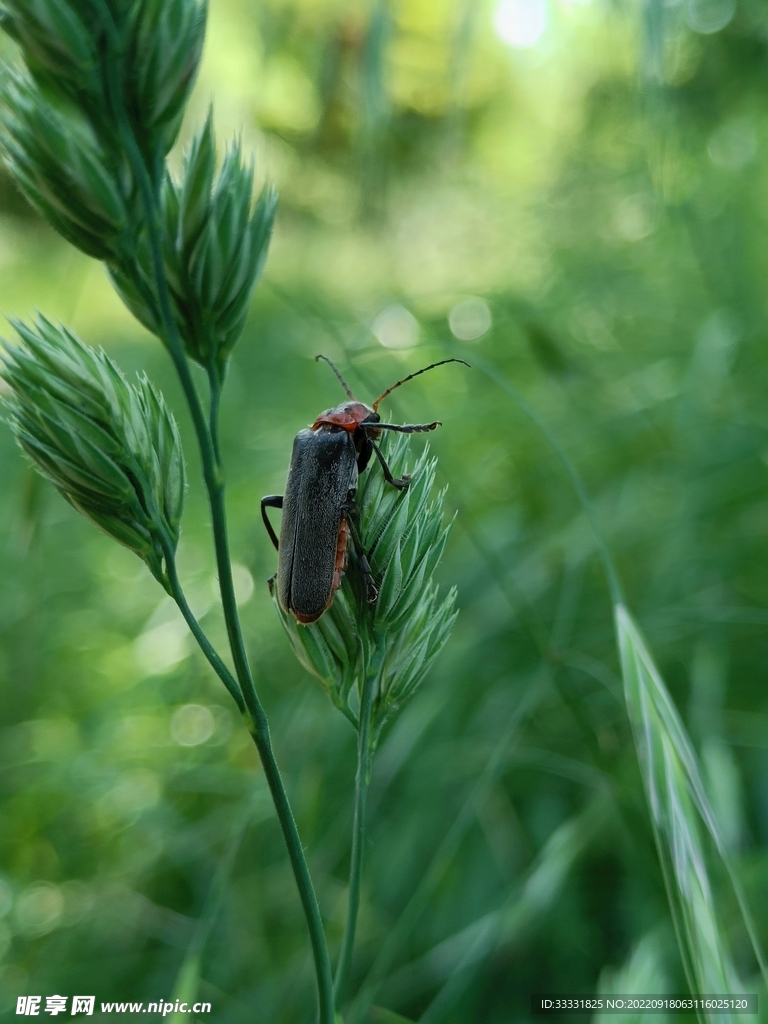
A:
311;401;376;432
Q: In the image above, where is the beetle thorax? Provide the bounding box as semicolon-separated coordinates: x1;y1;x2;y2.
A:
311;401;377;432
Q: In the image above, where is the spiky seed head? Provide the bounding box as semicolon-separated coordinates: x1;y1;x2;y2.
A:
0;13;272;367
0;0;100;102
0;0;207;159
0;74;130;260
128;0;208;156
0;317;186;587
110;115;277;368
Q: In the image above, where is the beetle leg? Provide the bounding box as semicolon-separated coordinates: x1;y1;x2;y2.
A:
357;435;374;474
368;438;411;490
261;495;283;551
342;500;378;604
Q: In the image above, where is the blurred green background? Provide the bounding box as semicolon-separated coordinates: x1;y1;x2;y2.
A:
2;0;768;1020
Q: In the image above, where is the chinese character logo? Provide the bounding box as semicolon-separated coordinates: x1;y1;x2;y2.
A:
16;996;41;1016
70;998;94;1017
45;997;67;1016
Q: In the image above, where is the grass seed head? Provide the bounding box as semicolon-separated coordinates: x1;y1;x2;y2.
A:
0;317;186;587
110;114;277;369
0;74;130;260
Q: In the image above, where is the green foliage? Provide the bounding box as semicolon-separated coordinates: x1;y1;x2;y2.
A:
0;0;206;156
596;933;671;1024
128;0;208;156
0;316;185;586
0;0;100;101
0;0;209;263
0;74;130;260
273;432;457;736
110;114;277;369
384;796;610;1024
0;2;270;371
2;1;768;1022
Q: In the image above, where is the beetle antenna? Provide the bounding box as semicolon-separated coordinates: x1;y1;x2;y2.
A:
372;358;470;411
315;354;357;400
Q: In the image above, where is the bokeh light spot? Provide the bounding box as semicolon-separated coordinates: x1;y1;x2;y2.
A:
0;879;12;920
107;770;161;819
259;56;321;133
232;563;255;606
686;0;735;34
708;117;756;170
614;194;656;242
134;619;190;675
449;298;492;341
372;304;419;349
494;0;548;48
692;308;741;386
171;704;216;747
14;883;63;938
209;565;253;607
60;880;95;926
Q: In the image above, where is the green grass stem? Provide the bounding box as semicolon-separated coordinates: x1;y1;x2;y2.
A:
334;661;379;1009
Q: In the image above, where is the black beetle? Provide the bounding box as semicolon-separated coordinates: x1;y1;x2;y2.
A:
261;355;468;625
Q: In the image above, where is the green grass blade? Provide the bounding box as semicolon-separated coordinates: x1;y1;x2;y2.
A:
368;1009;419;1024
345;671;550;1024
595;932;671;1024
615;604;767;1014
407;796;610;1024
168;796;264;1022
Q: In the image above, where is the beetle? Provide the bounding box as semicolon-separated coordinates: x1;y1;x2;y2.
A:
261;354;468;625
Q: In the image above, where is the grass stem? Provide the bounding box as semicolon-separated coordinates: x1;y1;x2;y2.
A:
334;663;378;1008
163;544;244;713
